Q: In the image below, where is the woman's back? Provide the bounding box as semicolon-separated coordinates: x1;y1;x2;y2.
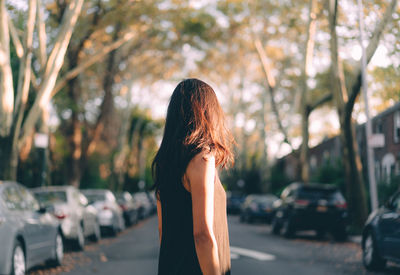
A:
158;174;231;275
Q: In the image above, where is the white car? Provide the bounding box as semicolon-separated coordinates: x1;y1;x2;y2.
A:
32;186;101;250
82;189;125;236
0;181;63;275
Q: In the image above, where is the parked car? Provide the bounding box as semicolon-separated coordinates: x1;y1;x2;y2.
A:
32;186;101;250
82;189;124;236
271;182;348;240
147;191;158;215
227;191;245;215
240;194;278;223
115;191;139;226
362;191;400;271
0;181;63;275
133;192;153;220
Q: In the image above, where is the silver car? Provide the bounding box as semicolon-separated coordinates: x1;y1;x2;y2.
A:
32;186;101;251
82;189;125;236
0;181;63;275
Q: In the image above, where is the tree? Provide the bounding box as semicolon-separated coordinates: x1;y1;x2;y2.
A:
0;0;84;180
327;0;398;228
0;0;139;181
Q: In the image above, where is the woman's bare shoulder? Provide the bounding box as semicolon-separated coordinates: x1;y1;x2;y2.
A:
186;150;215;176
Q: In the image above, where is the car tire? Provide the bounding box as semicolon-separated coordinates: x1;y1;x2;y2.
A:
73;224;85;251
362;230;386;271
282;217;295;238
11;241;25;275
271;217;281;235
90;222;101;243
47;231;64;267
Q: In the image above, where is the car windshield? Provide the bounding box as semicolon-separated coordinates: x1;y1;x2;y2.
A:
298;188;338;200
34;191;67;206
254;196;277;204
83;193;106;203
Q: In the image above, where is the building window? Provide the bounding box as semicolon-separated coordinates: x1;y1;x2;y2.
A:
394;111;400;143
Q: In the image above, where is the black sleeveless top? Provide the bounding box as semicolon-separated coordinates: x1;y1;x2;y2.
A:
158;174;231;275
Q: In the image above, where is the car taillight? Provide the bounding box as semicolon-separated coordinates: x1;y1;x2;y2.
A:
54;213;67;219
103;206;110;210
294;199;310;208
335;202;347;209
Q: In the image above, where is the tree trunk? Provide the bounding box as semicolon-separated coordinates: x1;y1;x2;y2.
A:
0;136;14;180
300;106;311;183
67;109;83;188
339;111;368;229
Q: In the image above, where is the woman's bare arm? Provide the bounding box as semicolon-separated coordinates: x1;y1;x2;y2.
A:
157;199;162;245
186;151;220;275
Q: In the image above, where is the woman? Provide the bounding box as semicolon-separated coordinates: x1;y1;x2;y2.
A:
152;79;234;275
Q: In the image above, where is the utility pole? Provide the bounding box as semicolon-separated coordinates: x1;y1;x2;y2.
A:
357;0;379;211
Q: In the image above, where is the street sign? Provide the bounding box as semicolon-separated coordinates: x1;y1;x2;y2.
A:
34;133;49;148
369;134;384;148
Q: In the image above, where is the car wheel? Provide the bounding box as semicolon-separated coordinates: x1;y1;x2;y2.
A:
271;217;281;235
74;224;85;251
48;232;64;267
282;217;295;238
11;241;25;275
363;230;386;270
90;222;101;243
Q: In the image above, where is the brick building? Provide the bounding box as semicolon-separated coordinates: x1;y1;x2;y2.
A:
280;102;400;184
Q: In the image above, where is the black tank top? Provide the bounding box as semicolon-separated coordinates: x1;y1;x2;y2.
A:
158;174;231;275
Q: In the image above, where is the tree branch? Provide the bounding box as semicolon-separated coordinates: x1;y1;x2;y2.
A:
254;37;292;147
310;92;333;111
19;0;84;147
8;16;23;58
52;31;135;96
0;0;14;136
36;0;47;68
347;0;398;112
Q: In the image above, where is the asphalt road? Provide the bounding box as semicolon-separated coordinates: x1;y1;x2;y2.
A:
29;215;400;275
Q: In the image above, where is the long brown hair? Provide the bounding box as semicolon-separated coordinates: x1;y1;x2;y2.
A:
152;78;234;199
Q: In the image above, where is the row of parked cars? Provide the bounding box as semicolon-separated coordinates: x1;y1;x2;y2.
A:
228;182;400;271
0;180;156;275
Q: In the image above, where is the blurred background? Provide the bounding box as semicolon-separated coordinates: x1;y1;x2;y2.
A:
0;0;399;274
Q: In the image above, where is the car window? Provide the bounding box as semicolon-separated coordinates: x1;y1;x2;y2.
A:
298;188;337;200
2;186;24;211
84;192;106;203
34;191;67;206
18;187;39;211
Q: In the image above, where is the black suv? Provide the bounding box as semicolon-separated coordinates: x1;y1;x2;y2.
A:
362;191;400;271
271;182;348;240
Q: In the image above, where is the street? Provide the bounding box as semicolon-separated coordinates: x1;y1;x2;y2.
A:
28;215;400;275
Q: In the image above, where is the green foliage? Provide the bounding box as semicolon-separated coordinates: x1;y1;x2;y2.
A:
378;175;400;205
222;153;263;194
310;158;346;193
80;153;109;189
269;160;290;196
